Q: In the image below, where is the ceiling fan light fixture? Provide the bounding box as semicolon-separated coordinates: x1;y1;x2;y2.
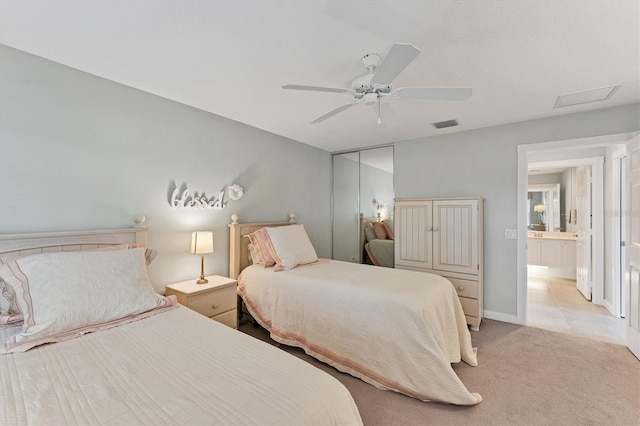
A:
363;92;379;105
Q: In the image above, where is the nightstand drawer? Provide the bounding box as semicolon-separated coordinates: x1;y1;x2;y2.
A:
188;285;236;318
212;309;238;329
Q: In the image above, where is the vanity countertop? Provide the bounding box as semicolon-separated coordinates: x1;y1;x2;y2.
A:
528;231;577;240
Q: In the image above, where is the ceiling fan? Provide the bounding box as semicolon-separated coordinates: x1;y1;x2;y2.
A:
282;42;472;125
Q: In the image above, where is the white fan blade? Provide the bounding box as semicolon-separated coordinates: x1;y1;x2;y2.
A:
394;87;472;100
311;102;357;124
282;84;352;94
372;43;421;86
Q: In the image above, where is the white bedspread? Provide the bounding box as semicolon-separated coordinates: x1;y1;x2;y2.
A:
239;260;482;405
0;306;362;425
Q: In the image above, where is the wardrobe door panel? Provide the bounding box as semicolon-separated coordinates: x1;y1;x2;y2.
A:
395;200;432;269
433;200;478;275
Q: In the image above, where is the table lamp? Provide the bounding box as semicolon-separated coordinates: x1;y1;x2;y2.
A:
191;231;214;284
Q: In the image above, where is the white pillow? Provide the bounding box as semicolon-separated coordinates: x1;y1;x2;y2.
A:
0;246;157;326
265;224;318;271
0;248;161;353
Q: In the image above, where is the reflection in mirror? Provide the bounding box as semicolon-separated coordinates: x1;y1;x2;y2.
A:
359;147;394;220
332;146;394;264
332;152;360;262
527;183;560;231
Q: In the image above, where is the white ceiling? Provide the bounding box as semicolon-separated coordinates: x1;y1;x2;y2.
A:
1;1;638;153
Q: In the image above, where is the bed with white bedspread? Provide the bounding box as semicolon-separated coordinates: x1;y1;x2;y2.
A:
0;226;362;425
230;216;482;406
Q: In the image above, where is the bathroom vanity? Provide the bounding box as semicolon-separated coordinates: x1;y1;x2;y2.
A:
527;231;577;279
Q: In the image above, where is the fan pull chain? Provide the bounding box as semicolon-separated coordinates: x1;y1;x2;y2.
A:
378;97;382;124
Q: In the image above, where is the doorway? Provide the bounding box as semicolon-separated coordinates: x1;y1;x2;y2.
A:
516;133;634;342
526;161;624;344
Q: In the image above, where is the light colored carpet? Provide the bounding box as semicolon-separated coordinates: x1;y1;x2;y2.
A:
240;318;639;425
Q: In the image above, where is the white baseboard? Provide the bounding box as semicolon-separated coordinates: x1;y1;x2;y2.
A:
483;310;521;325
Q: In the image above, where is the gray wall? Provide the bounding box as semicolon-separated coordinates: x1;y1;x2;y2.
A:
3;44;638;320
528;173;562;185
0;46;332;292
394;103;640;318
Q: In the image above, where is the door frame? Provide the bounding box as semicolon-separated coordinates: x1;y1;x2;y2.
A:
611;146;627;317
516;132;636;325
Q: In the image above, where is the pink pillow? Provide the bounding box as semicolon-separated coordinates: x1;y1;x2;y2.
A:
0;257;23;326
372;222;388;240
247;234;265;264
0;279;21;326
248;228;278;268
382;221;394;240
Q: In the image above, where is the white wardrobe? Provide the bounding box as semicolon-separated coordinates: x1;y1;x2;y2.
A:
394;197;484;330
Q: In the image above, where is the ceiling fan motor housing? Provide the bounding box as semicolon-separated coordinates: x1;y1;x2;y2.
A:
351;74;391;97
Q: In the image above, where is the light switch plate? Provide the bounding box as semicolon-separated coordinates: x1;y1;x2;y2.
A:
505;229;517;239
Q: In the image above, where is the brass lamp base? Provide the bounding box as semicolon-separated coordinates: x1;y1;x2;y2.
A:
196;254;208;284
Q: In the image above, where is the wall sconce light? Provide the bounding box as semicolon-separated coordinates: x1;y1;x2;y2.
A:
191;231;214;284
373;199;387;219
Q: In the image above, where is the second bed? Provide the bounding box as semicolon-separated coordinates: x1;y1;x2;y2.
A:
230;217;482;406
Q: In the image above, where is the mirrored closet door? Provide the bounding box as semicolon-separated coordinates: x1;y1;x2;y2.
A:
332;146;394;264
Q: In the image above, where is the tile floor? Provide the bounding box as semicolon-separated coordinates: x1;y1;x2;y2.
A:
527;273;625;345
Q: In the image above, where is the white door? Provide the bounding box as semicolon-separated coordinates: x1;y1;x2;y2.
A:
575;166;592;300
625;135;640;360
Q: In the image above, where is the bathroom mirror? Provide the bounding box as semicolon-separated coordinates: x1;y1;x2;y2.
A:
527;183;560;231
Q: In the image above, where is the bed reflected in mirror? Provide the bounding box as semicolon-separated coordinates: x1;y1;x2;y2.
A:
360;215;394;267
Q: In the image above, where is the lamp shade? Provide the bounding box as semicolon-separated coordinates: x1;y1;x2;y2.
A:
191;231;214;254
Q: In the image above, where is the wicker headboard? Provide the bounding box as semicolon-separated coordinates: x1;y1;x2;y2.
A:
228;213;296;279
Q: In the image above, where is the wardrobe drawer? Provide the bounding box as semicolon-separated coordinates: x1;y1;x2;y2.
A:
458;296;480;317
449;278;479;299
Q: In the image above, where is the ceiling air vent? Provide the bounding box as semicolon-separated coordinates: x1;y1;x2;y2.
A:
432;119;458;129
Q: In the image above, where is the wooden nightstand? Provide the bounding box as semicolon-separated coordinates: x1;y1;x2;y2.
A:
165;275;238;329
